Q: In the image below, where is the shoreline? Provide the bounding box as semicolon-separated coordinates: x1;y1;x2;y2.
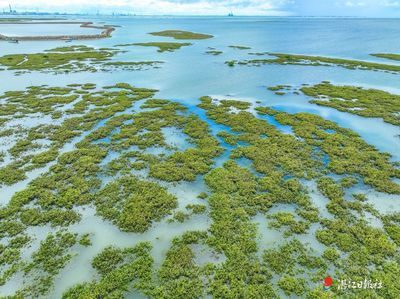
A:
0;21;115;41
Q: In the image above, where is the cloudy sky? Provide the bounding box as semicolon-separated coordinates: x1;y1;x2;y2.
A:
1;0;400;16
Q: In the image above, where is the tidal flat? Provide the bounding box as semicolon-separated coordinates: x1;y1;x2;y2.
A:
0;16;400;298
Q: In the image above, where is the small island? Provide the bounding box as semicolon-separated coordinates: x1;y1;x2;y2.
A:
149;30;213;40
226;52;400;73
116;42;192;52
371;53;400;61
0;45;163;73
301;82;400;126
229;45;251;50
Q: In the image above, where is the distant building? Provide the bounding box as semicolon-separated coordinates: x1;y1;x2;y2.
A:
1;4;17;15
8;4;17;14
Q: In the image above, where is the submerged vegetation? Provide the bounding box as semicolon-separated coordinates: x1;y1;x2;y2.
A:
63;242;154;298
101;60;164;71
301;82;400;126
149;30;213;40
19;231;79;297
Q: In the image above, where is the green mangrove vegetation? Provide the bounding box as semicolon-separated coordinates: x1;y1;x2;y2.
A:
301;82;400;126
371;53;400;61
149;30;213;40
62;242;154;298
96;175;177;232
0;45;114;73
268;85;291;92
1;81;400;298
0;83;164;295
0;82;225;297
0;45;162;74
267;85;293;96
226;52;400;73
169;204;207;223
248;52;269;56
100;60;164;71
0;83;158;187
19;231;78;297
194;95;400;297
1;14;399;299
116;42;192;52
63;232;216;298
206;50;223;55
229;45;251;50
93;97;223;182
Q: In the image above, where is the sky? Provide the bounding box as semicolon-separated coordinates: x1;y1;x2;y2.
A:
1;0;400;17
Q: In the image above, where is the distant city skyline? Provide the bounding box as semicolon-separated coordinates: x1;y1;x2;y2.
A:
1;0;400;17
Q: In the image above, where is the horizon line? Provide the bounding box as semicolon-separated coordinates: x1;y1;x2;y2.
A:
1;12;400;19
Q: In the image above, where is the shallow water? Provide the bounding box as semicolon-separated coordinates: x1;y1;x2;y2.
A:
0;23;102;37
0;16;399;297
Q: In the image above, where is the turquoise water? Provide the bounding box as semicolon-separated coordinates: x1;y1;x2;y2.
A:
0;16;399;297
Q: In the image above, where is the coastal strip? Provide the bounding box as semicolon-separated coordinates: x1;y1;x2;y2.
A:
0;21;115;41
225;52;400;73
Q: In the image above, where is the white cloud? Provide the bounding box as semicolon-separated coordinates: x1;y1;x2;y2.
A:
2;0;398;16
345;1;366;7
345;0;400;7
382;0;400;7
0;0;293;15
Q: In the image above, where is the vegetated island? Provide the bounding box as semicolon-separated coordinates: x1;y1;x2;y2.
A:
149;30;213;40
229;45;252;50
0;45;163;74
267;85;292;96
225;52;400;73
371;53;400;61
301;82;400;126
115;42;192;52
0;21;116;41
206;50;223;55
248;52;269;56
